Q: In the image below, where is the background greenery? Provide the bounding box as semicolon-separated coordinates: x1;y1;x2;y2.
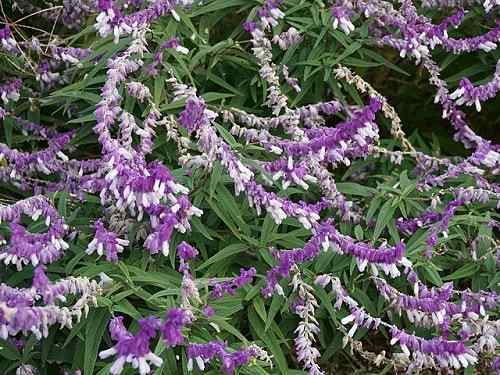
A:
0;0;498;374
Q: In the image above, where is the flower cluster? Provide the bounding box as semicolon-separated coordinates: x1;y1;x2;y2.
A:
91;30;203;261
0;267;101;339
99;316;163;375
99;311;262;375
450;61;500;111
86;219;129;262
315;275;482;372
291;273;324;375
187;341;261;375
161;308;194;347
0;0;498;374
209;267;256;299
94;0;195;43
0;79;22;104
95;235;263;374
272;27;303;49
0;26;17;53
0;197;69;269
262;220;408;297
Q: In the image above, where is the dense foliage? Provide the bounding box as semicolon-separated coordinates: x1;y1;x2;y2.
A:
0;0;499;374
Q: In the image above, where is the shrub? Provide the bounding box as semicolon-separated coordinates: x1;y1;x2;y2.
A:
0;0;498;374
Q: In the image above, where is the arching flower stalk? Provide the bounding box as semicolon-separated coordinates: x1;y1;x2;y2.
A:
291;271;324;375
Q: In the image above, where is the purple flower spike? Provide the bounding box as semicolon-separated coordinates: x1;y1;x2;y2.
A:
187;340;259;374
160;308;194;347
97;0;114;11
202;305;215;318
0;79;22;104
177;241;199;273
177;241;198;262
0;26;17;53
86;220;129;263
242;21;256;32
492;357;500;374
0;197;69;270
99;316;163;375
178;96;216;134
330;6;355;34
210;267;257;299
144;214;177;256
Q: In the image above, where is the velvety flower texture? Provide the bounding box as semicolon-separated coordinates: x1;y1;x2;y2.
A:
177;241;199;262
315;275;479;372
187;341;259;375
94;0;195;43
1;0;499;374
492;357;500;374
15;364;37;375
262;220;407;297
0;196;69;270
178;96;216;134
0;269;101;339
86;219;129;262
0;26;17;53
0;79;22;104
372;277;499;330
209;267;257;299
92;31;203;262
160;308;194;347
99;317;163;375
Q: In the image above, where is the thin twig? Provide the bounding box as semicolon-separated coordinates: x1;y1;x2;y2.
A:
0;21;51;35
44;7;63;54
12;6;63;24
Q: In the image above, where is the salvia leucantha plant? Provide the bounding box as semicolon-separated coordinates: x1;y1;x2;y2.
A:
0;0;499;374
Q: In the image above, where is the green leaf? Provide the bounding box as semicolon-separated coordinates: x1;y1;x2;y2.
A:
207;198;241;238
154;74;165;106
214;184;250;235
420;266;443;287
84;309;110;375
3;117;13;147
191;0;249;16
260;214;277;245
191;217;214;240
196;244;248;270
328;42;362;65
336;182;376;197
215;123;239;147
204;70;244;96
443;264;480;281
354;225;364;241
366;197;382;222
56;191;69;217
253;296;267;322
248;307;288;373
113;299;142;319
209;162;223;200
373;199;397;241
210;318;249;343
0;339;21;361
265;295;284;331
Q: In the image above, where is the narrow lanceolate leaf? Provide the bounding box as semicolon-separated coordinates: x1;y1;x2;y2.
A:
248;307;288;373
265;295;284;331
3;117;14;147
0;340;21;361
443;263;480;281
196;244;248;270
373;199;397;241
0;1;497;374
84;309;110;375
